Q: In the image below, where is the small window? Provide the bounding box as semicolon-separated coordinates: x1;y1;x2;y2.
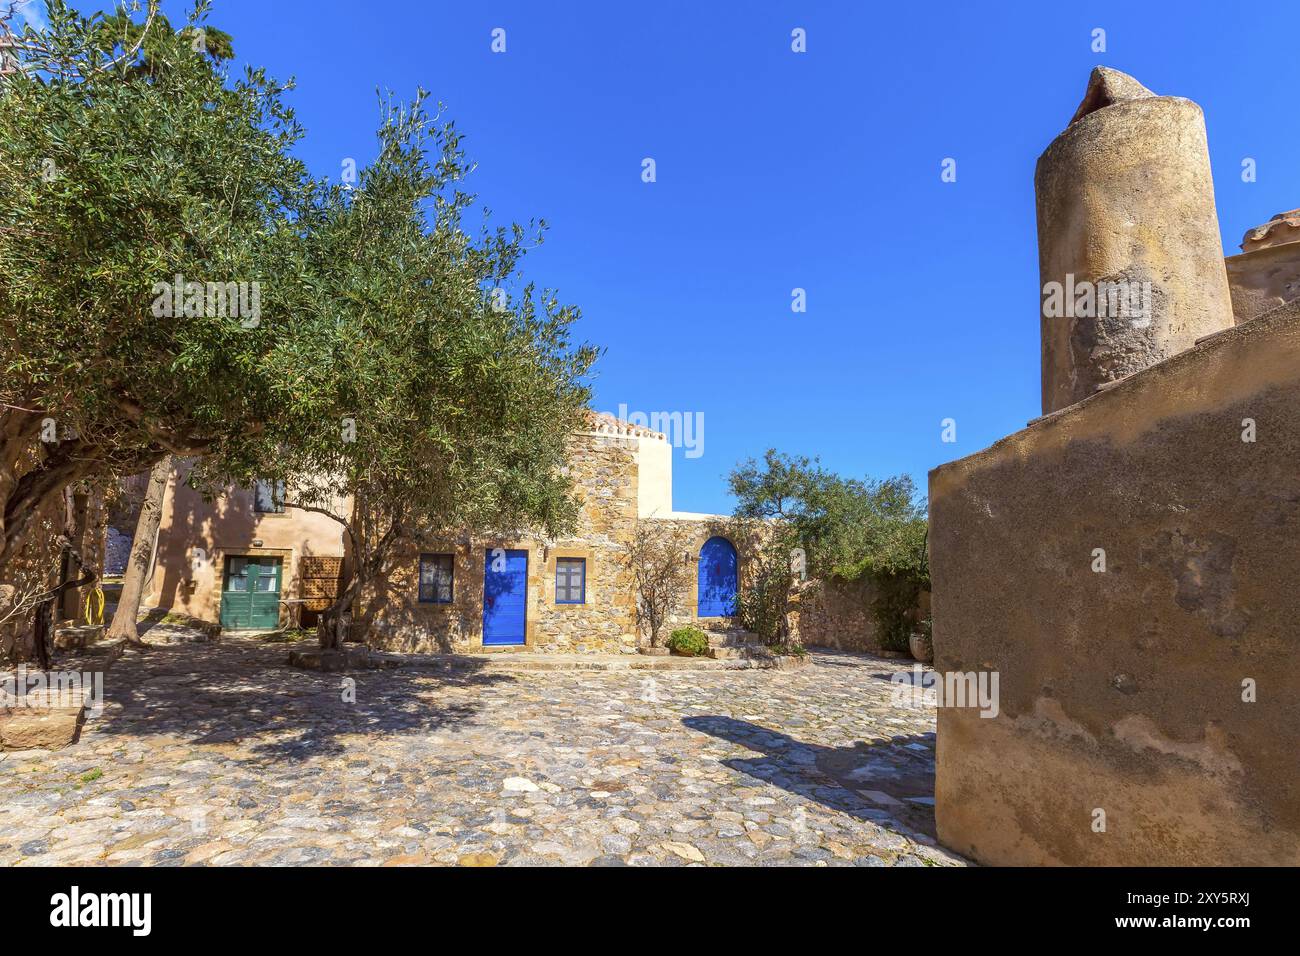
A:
226;557;249;591
555;557;586;605
419;553;454;604
253;478;284;514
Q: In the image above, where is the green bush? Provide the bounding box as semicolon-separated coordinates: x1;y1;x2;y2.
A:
733;549;791;643
726;449;930;652
768;642;807;657
872;571;923;652
667;627;710;657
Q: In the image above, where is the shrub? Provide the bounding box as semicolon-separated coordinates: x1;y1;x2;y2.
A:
768;641;807;657
667;626;709;657
733;540;793;644
621;523;695;647
726;449;930;652
872;571;923;652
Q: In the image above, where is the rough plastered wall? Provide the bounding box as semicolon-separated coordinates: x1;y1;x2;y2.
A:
147;459;348;625
929;300;1300;866
365;429;642;654
1225;210;1300;325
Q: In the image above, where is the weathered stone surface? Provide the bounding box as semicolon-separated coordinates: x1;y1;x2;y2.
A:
0;709;84;750
1067;65;1155;125
790;578;929;655
0;634;962;867
0;686;89;752
53;625;105;652
1036;67;1234;414
287;646;385;672
1227;209;1300;325
930;300;1300;866
1241;208;1300;253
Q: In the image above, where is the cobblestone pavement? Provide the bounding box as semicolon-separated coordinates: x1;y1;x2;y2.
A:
0;636;965;866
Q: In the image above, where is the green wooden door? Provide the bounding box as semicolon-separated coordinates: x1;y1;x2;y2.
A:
220;556;282;629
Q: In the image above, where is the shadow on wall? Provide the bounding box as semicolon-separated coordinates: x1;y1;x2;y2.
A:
95;640;508;762
148;461;349;625
361;540;477;654
682;714;939;840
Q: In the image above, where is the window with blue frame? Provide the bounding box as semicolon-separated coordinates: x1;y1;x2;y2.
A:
418;553;454;604
555;557;586;604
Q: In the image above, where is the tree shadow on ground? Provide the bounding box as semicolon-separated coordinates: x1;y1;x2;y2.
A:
93;638;510;763
683;715;938;839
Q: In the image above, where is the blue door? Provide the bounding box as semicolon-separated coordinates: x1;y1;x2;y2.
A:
697;537;738;617
483;549;528;645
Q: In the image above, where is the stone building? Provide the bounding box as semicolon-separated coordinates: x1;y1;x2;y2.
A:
930;68;1300;865
141;412;742;653
1226;208;1300;324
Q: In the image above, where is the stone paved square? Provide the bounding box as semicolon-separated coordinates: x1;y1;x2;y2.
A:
0;639;964;866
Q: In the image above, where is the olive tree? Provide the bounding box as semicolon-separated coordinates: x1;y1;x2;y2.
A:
212;92;598;649
0;1;311;651
728;450;929;649
1;2;596;659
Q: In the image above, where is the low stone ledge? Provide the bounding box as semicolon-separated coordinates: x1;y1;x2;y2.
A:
287;645;809;674
766;653;810;671
149;624;220;644
53;625;105;651
0;710;85;751
287;646;399;672
401;651;809;672
1;689;88;751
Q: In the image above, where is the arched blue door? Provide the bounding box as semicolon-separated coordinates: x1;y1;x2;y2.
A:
697;537;737;617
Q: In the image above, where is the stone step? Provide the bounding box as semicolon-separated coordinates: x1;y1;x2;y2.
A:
0;687;89;751
307;649;806;673
707;642;775;661
706;630;760;648
694;619;744;633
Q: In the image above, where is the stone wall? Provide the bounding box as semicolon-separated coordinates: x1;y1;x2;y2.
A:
1;465;108;659
648;516;743;635
1226;209;1300;325
929;301;1300;866
365;429;643;654
790;577;878;652
788;577;930;654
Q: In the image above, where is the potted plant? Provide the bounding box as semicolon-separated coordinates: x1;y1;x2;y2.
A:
909;616;934;664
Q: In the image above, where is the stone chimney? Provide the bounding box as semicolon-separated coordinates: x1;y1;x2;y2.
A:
1035;67;1234;414
1225;209;1300;324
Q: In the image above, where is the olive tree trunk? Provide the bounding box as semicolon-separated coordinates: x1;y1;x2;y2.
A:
105;455;172;645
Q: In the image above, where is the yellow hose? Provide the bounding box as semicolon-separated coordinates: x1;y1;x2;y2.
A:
82;587;105;626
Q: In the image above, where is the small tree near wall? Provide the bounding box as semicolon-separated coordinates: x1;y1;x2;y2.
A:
621;522;694;649
728;449;929;651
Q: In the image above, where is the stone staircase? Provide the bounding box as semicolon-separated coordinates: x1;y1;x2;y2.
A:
703;627;768;661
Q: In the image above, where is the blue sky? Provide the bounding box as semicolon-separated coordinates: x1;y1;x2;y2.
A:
34;1;1300;514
